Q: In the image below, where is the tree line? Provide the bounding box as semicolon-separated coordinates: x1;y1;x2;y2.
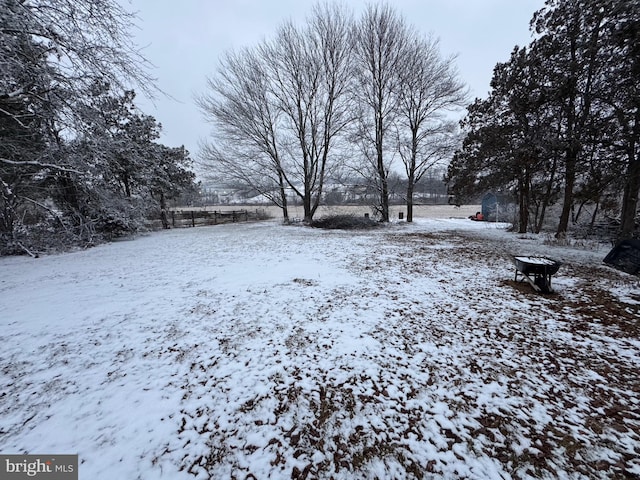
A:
447;0;639;239
0;0;196;255
198;3;467;223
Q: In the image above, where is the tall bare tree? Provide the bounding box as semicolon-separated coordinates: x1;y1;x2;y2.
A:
278;3;353;221
396;33;467;222
200;3;353;223
352;3;407;222
197;47;291;221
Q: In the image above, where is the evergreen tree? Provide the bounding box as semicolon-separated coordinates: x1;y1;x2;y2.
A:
451;0;639;238
1;0;158;253
532;0;608;236
596;0;640;239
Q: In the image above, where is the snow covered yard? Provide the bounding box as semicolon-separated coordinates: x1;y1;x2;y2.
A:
1;218;639;479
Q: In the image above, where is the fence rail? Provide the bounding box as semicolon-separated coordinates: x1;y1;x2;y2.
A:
171;209;252;228
146;209;269;229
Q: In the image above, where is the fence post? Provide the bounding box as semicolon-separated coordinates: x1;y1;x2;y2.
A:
191;211;195;227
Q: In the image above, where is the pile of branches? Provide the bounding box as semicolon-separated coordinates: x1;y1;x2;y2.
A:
310;214;380;230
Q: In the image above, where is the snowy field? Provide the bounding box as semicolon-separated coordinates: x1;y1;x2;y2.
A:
170;203;474;222
1;215;639;479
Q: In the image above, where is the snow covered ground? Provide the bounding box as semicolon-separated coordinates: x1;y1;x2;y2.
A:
1;216;639;479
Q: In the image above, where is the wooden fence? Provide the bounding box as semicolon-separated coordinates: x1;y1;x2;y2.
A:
168;209;254;228
146;208;271;230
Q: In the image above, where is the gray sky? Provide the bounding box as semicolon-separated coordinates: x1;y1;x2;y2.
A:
126;0;544;159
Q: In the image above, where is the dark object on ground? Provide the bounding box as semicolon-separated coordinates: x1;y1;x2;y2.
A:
310;214;380;230
603;239;640;276
513;256;563;293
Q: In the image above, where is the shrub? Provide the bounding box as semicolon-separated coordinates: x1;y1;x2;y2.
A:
310;214;380;230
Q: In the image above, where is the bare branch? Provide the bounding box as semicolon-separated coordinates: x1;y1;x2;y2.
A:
0;157;82;174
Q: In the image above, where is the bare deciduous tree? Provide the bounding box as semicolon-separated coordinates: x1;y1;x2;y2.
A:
197;47;290;220
293;2;353;221
396;33;467;222
200;3;353;223
352;3;407;222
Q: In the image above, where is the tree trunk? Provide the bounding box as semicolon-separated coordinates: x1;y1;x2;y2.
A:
278;172;289;223
376;86;390;222
619;147;640;239
556;146;578;236
535;156;558;234
378;168;389;222
303;185;313;223
310;169;325;221
376;137;390;222
159;191;169;229
123;172;131;198
405;129;418;223
518;173;530;233
406;172;415;223
590;202;599;231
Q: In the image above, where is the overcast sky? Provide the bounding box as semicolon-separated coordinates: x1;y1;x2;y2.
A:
125;0;545;160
